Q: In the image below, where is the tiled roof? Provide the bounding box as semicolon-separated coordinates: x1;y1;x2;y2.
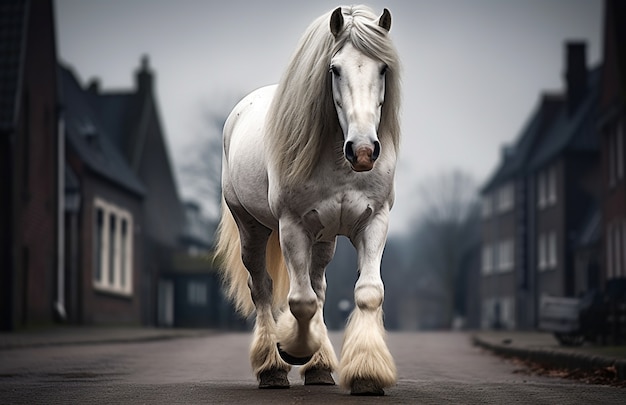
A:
481;95;563;192
89;92;136;154
60;65;145;196
528;67;601;171
0;0;27;132
482;66;601;193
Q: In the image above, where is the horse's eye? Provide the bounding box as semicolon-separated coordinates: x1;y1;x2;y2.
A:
330;65;341;77
380;64;389;76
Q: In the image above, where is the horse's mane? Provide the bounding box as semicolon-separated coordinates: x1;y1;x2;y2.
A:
265;5;401;185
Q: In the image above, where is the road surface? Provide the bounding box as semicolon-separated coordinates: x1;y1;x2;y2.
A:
0;331;623;404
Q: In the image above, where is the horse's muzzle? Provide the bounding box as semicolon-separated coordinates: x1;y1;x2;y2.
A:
345;141;380;172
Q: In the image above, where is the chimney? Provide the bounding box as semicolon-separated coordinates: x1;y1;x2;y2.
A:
539;92;564;130
135;54;153;94
87;78;100;94
564;41;587;115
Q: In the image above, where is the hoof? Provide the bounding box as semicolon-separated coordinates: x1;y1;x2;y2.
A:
258;369;290;389
350;379;384;396
304;368;335;385
276;343;313;366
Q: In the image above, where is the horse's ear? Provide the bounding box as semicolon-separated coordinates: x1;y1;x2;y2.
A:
330;7;343;38
377;8;392;32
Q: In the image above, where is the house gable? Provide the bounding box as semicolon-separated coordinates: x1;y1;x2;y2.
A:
89;57;185;249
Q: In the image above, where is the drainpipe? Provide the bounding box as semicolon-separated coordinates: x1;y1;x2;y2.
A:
54;112;67;321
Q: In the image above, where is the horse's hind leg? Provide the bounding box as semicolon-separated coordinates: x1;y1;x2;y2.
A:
234;210;291;388
301;240;338;385
274;218;323;363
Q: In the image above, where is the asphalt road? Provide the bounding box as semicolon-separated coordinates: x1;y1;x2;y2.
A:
0;331;623;404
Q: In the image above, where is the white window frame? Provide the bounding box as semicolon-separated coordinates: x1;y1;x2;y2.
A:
501;296;516;330
482;244;493;275
547;166;557;205
548;231;557;269
497;183;514;213
187;280;207;306
497;239;514;273
538;167;557;209
481;298;495;329
93;197;133;296
481;296;515;330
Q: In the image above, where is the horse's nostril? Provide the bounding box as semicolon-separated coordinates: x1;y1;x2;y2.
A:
372;141;381;161
345;141;355;162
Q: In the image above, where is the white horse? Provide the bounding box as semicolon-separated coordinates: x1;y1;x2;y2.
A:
215;5;401;396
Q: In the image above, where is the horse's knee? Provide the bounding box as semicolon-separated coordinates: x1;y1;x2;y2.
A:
354;284;383;311
288;292;317;321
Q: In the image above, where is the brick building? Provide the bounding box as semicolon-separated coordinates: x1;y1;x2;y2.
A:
480;42;602;330
0;0;61;330
598;0;626;288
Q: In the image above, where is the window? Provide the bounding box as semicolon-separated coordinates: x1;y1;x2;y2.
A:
481;194;492;218
93;197;133;295
120;219;128;288
481;296;515;330
608;119;625;187
538;166;557;208
500;297;516;329
482;244;493;275
497;239;514;273
188;281;207;306
547;167;557;205
548;232;557;268
538;232;557;271
94;208;104;283
497;183;514;213
607;219;625;280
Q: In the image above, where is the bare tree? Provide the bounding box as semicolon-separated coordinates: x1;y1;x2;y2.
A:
179;111;225;219
178;94;241;226
410;169;480;328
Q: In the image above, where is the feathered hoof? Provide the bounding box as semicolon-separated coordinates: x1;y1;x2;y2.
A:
258;369;290;389
276;343;313;365
350;379;385;396
304;368;335;385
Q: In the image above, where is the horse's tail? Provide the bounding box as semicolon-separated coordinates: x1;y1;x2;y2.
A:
214;198;289;317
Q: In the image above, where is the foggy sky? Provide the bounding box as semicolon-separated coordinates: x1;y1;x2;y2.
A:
54;0;602;235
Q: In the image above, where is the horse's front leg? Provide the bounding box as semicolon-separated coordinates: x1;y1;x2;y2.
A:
275;217;324;364
300;240;339;385
339;206;397;395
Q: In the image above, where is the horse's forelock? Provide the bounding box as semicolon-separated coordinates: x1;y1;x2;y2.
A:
266;5;401;185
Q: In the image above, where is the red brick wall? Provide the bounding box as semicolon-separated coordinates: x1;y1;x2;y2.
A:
11;0;59;327
69;161;143;325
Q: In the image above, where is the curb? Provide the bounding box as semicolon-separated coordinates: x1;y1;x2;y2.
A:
471;335;626;381
0;329;215;351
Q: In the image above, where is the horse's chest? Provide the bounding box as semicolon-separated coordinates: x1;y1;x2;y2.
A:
271;169;393;241
297;189;381;241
